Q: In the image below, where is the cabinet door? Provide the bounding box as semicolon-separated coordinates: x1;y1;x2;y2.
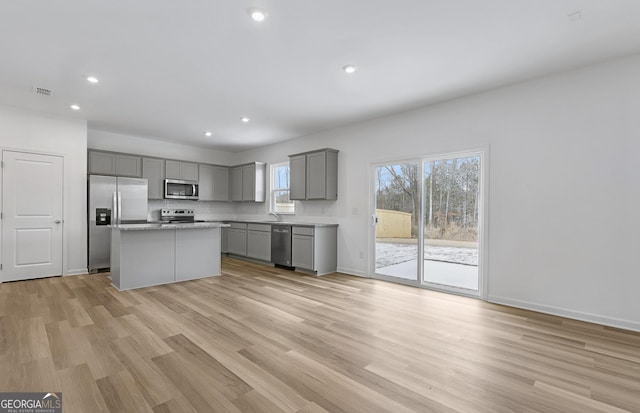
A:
242;164;256;201
142;158;165;199
227;228;247;256
165;160;181;179
289;154;306;200
115;154;142;177
230;166;243;201
88;151;116;175
213;166;229;201
306;151;327;199
292;234;314;270
181;162;199;181
198;164;215;201
221;227;228;253
247;230;271;261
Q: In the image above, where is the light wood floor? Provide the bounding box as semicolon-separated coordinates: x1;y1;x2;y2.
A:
1;257;639;412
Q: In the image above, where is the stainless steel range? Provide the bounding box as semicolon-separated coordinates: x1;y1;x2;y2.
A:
160;209;205;223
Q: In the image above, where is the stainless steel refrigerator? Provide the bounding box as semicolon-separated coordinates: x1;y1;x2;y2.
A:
88;175;148;271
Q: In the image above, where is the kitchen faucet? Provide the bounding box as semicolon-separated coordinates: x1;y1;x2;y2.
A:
269;211;282;221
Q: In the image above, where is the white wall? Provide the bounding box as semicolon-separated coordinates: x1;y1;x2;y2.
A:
88;129;237;165
0;105;88;275
236;54;640;331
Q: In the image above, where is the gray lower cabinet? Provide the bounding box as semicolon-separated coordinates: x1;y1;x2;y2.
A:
166;160;198;181
247;224;271;261
226;223;247;256
89;150;142;177
292;226;338;275
142;157;165;199
289;148;338;200
292;233;314;270
221;228;228;253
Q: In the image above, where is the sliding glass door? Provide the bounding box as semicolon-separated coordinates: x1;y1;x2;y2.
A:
373;162;420;282
423;155;480;291
372;150;485;296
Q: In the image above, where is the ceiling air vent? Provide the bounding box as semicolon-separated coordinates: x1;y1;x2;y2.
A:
33;86;53;96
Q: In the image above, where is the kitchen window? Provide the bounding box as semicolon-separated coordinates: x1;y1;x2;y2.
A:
270;161;295;214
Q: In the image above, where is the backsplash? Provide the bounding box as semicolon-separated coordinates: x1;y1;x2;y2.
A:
148;199;338;224
148;199;236;221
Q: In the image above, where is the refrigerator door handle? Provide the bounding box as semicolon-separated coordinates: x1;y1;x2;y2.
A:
117;192;122;225
112;192;120;225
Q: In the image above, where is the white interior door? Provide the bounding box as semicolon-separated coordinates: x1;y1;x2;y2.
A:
2;151;64;282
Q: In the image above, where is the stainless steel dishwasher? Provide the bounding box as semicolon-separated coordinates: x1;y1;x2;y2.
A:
271;225;293;268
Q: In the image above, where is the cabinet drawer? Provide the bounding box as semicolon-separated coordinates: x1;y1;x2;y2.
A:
292;226;314;236
229;222;248;229
247;223;271;232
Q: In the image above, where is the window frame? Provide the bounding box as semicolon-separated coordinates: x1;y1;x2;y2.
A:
270;161;295;215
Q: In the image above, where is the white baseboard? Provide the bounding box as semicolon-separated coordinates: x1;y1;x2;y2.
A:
489;295;640;333
65;268;88;276
337;267;368;278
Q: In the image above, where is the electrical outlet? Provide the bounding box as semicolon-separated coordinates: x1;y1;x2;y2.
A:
359;251;364;259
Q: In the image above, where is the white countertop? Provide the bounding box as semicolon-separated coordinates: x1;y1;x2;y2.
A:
111;222;230;231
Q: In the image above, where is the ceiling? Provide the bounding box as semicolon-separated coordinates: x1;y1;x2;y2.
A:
1;1;640;152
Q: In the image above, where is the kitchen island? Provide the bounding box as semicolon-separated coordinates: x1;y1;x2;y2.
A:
110;222;229;290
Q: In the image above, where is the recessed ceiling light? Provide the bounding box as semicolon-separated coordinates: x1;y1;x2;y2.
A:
204;131;212;137
70;104;80;111
241;116;250;123
248;8;267;22
86;76;99;84
343;64;357;74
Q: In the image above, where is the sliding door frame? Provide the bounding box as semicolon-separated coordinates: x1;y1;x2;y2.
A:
369;146;489;300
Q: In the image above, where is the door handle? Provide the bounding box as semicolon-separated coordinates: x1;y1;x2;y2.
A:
54;220;62;224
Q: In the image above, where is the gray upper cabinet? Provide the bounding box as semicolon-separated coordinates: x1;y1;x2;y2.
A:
199;164;231;201
115;154;142;177
88;151;116;175
230;162;266;202
212;166;229;201
142;157;165;199
198;164;215;201
289;148;338;200
165;160;198;181
88;150;142;177
230;166;243;201
289;154;306;200
242;164;256;201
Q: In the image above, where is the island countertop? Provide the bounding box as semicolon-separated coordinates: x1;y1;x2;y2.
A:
111;222;230;231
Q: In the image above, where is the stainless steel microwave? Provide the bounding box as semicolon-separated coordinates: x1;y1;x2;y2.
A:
164;179;199;200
